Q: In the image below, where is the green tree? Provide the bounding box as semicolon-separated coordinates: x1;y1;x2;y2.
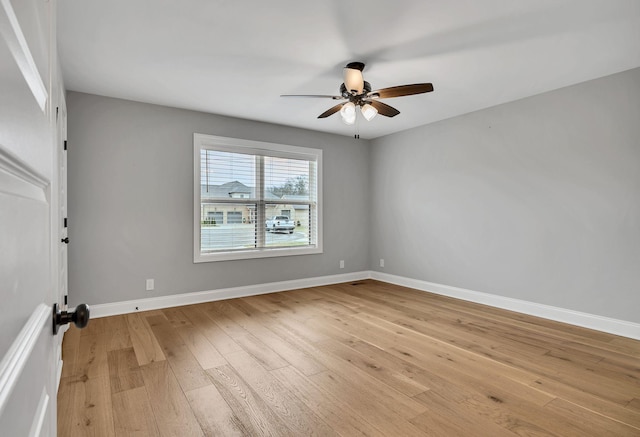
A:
270;175;308;196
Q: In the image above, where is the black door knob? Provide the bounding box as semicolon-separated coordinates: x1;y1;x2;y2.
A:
61;237;69;244
52;303;90;335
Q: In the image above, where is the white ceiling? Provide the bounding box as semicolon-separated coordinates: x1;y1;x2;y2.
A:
57;0;640;139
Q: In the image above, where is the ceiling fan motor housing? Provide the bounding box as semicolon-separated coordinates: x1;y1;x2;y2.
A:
340;81;372;103
345;61;365;71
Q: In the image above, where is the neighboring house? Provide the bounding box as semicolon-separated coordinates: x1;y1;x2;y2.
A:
201;181;253;224
200;182;309;227
281;194;311;227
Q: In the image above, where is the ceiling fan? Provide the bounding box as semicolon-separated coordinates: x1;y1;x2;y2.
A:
281;62;434;125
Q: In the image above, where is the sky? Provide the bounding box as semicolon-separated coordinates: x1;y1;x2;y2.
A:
201;150;309;188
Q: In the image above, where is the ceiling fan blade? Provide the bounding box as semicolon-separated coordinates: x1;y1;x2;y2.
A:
368;100;400;117
281;94;344;100
368;83;434;99
343;62;365;94
318;103;344;119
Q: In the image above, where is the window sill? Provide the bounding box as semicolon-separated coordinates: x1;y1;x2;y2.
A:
194;245;323;263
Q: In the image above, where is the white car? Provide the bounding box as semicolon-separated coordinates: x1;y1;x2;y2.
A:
266;215;295;233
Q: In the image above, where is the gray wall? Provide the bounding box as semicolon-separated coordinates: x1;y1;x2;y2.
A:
69;68;640;325
67;92;370;305
370;68;640;323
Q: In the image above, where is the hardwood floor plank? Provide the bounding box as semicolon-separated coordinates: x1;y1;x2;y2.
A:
57;373;77;437
316;337;429;397
271;318;430;419
74;331;109;379
347;339;472;403
61;325;81;378
225;349;335;435
308;370;426;435
162;307;193;328
202;301;252;339
544;398;640;436
238;295;283;314
459;389;610;437
529;376;640;428
227;300;326;375
185;384;249;437
140;361;204;437
350;311;542;385
126;312;166;366
80;315;113;337
58;374;115;437
105;315;134;351
267;311;330;343
175;323;227;369
180;305;243;356
271;366;385;437
233;333;289;370
107;347;144;394
206;364;294;436
410;390;517;437
146;315;211;392
112;386;159;436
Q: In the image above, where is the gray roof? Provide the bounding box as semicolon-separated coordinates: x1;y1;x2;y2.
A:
201;181;282;200
201;181;251;199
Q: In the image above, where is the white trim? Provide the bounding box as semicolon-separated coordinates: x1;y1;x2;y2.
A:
370;271;640;340
88;270;640;340
196;246;323;263
0;147;48;202
28;388;49;437
0;303;50;416
0;0;48;110
193;134;323;263
90;271;370;318
194;133;322;160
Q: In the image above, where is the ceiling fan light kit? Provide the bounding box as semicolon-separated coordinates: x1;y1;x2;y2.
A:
340;102;357;125
281;61;434;128
343;61;365;94
361;103;378;121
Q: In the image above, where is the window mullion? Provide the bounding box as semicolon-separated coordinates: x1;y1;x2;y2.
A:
256;155;265;248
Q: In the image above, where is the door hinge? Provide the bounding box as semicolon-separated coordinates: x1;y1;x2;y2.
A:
56;106;59;120
64;140;67;151
64;295;68;305
64;217;68;228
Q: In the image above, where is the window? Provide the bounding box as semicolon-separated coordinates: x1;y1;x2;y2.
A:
227;211;243;224
194;134;322;262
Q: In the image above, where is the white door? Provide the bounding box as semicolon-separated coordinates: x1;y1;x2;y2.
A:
0;0;64;435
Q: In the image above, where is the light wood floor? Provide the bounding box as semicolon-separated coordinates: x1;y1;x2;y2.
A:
58;280;640;436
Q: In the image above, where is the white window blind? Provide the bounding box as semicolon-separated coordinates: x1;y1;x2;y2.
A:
194;134;322;262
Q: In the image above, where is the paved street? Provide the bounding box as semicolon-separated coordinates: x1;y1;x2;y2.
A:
201;224;309;250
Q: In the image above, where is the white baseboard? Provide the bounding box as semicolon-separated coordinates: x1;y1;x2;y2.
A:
90;271;371;318
370;271;640;340
89;270;640;340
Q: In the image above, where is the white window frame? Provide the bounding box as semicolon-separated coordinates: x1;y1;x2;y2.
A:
193;134;323;262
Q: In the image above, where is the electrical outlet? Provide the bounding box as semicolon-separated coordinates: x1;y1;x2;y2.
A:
339;260;345;269
380;259;385;268
146;279;154;291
